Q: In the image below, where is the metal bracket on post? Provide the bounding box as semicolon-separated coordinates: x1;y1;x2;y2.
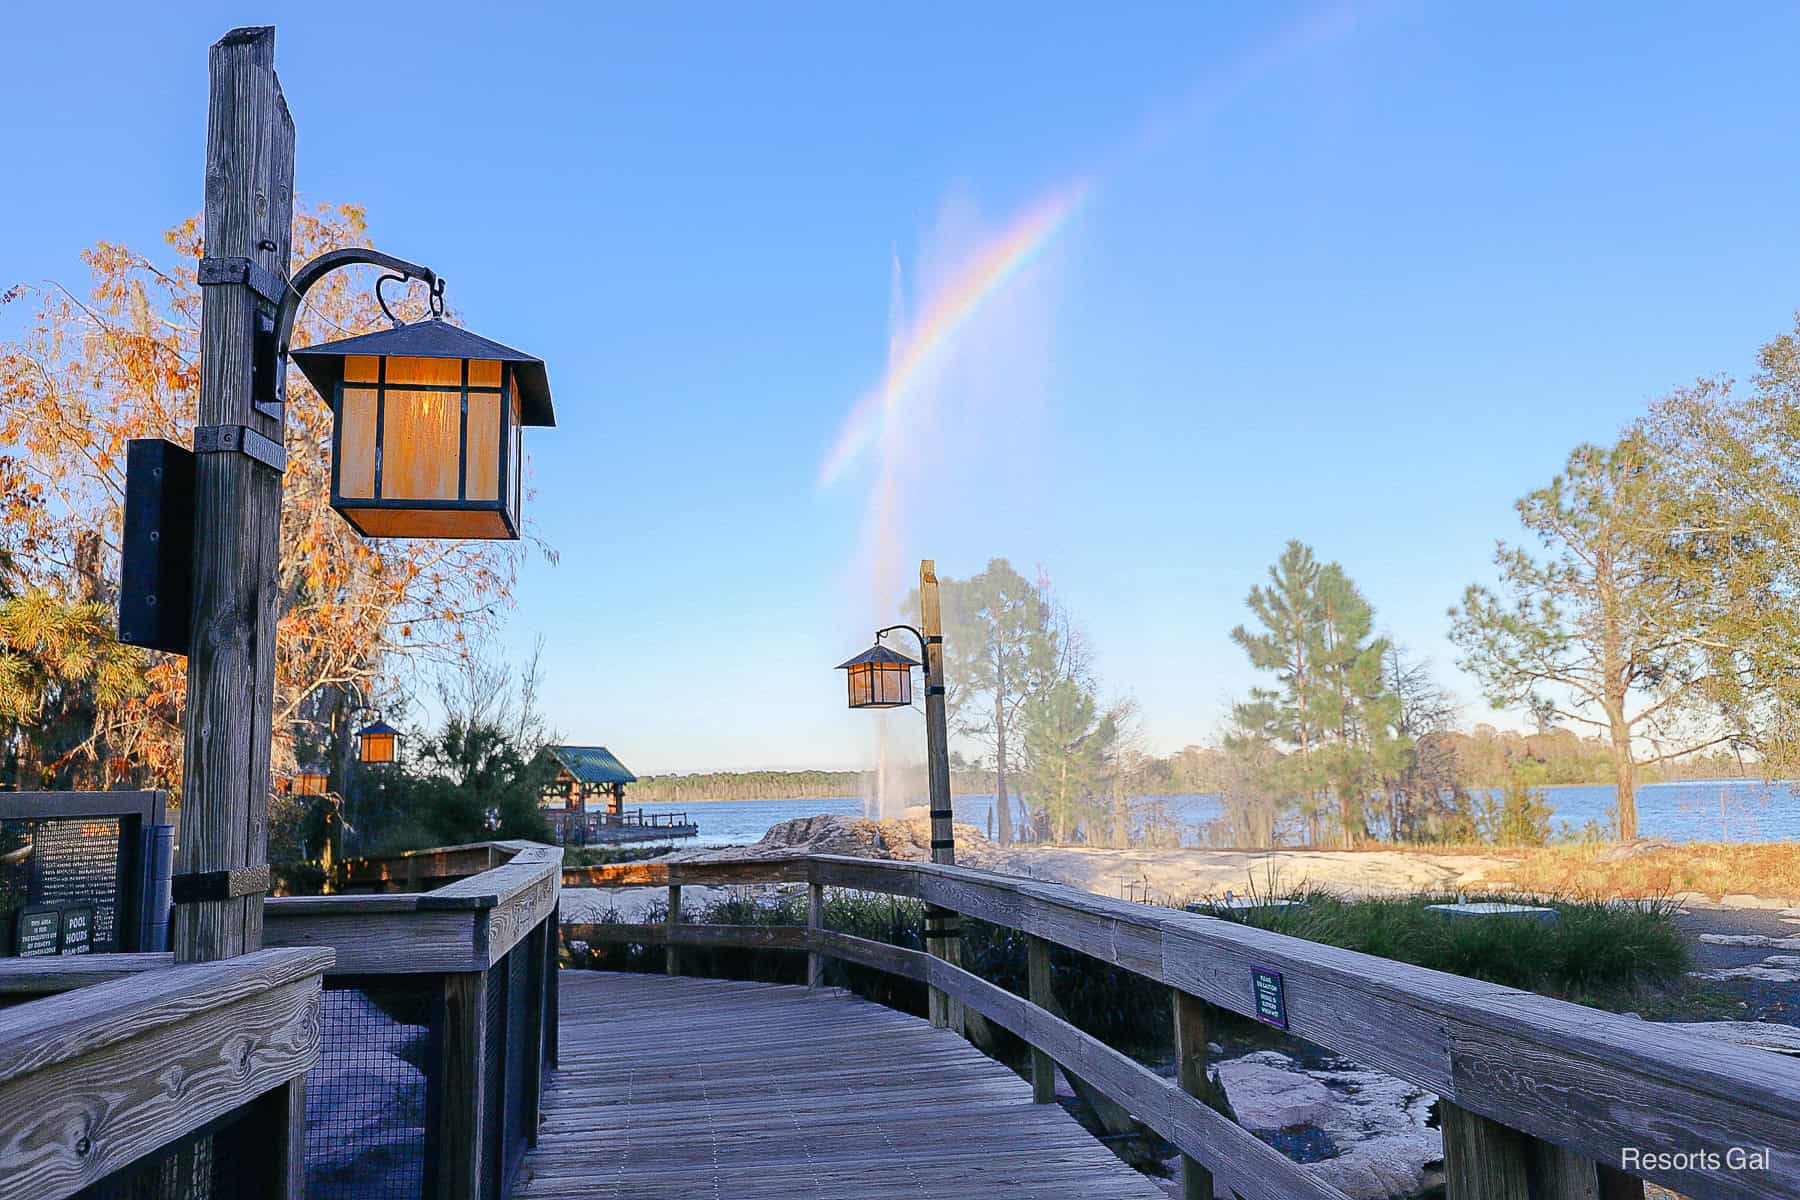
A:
170;864;271;904
198;255;287;307
199;255;288;421
194;423;287;472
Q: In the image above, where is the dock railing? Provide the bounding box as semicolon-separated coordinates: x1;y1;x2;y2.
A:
264;839;562;1200
563;853;1798;1200
0;945;330;1199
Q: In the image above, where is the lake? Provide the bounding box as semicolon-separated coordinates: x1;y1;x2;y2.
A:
628;777;1798;847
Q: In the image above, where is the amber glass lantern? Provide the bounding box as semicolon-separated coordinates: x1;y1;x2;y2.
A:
292;765;329;796
836;645;918;709
290;319;555;539
357;719;402;766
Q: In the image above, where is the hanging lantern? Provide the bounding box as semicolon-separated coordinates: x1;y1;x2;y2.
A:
292;765;329;795
836;645;918;709
356;719;402;766
290;319;555;540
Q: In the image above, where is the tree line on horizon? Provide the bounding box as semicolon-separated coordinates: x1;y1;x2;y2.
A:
882;316;1800;848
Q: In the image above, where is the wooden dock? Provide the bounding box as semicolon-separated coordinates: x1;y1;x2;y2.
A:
514;971;1166;1200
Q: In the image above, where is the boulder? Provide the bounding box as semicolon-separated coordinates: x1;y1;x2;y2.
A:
1594;837;1676;863
1215;1051;1334;1129
681;814;987;863
1210;1050;1443;1200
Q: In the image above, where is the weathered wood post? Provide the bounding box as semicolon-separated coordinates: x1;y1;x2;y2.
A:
1026;935;1055;1102
807;880;826;987
1441;1102;1645;1200
918;560;964;1033
175;23;292;965
437;971;489;1198
174;27;305;1197
1173;989;1221;1199
665;883;682;975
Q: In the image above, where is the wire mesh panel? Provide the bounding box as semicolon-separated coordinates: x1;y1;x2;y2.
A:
482;956;509;1200
502;941;536;1184
72;1105;257;1199
306;978;436;1200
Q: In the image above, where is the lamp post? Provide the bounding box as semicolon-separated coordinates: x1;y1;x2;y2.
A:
138;27;555;968
838;559;961;1030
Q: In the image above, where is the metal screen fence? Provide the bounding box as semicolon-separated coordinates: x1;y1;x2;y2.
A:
482;955;508;1200
306;978;436;1200
502;939;535;1186
73;1105;256;1199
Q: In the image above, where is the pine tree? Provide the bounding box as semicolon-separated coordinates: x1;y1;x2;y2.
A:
1230;542;1404;846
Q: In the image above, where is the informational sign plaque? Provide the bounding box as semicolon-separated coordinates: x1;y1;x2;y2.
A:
30;818;122;951
17;905;60;957
60;904;94;955
1251;966;1288;1029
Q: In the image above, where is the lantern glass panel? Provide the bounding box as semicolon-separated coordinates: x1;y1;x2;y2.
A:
294;772;328;796
381;390;461;500
466;392;501;501
339;387;378;498
508;376;524;520
351;508;513;538
386;356;463;387
878;664;911;706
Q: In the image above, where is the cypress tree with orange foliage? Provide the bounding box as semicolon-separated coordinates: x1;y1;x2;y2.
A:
0;203;546;797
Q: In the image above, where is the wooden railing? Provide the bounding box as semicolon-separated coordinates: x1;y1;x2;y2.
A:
0;945;329;1199
564;854;1798;1200
265;839;562;1200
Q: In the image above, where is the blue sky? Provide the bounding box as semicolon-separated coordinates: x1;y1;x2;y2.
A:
6;4;1800;773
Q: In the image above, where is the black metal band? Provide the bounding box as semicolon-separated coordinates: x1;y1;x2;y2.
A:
197;255;286;308
925;635;943;644
926;685;946;696
930;838;955;850
928;809;954;819
195;424;286;473
171;864;271;904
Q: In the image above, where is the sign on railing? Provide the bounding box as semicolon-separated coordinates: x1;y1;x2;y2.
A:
0;791;171;956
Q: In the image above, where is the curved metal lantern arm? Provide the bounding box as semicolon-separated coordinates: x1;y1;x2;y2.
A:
874;626;928;662
275;247;442;356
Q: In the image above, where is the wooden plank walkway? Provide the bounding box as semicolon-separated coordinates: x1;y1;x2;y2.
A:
514;971;1169;1199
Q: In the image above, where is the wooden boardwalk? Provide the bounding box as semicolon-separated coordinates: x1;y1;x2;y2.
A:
514;971;1168;1200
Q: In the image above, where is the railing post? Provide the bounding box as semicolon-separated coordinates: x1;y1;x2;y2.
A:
1442;1102;1530;1200
1172;989;1223;1199
1026;935;1055;1103
665;883;681;976
1596;1166;1646;1199
1443;1101;1645;1200
807;882;825;987
247;1074;307;1199
434;970;487;1200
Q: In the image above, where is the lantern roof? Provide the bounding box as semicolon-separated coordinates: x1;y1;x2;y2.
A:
548;744;637;786
291;318;556;427
356;718;401;738
835;645;919;670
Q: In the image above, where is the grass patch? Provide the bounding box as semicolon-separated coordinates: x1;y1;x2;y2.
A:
1479;841;1800;902
1199;888;1691;1010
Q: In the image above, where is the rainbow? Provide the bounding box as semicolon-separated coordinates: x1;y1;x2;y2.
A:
816;177;1092;488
